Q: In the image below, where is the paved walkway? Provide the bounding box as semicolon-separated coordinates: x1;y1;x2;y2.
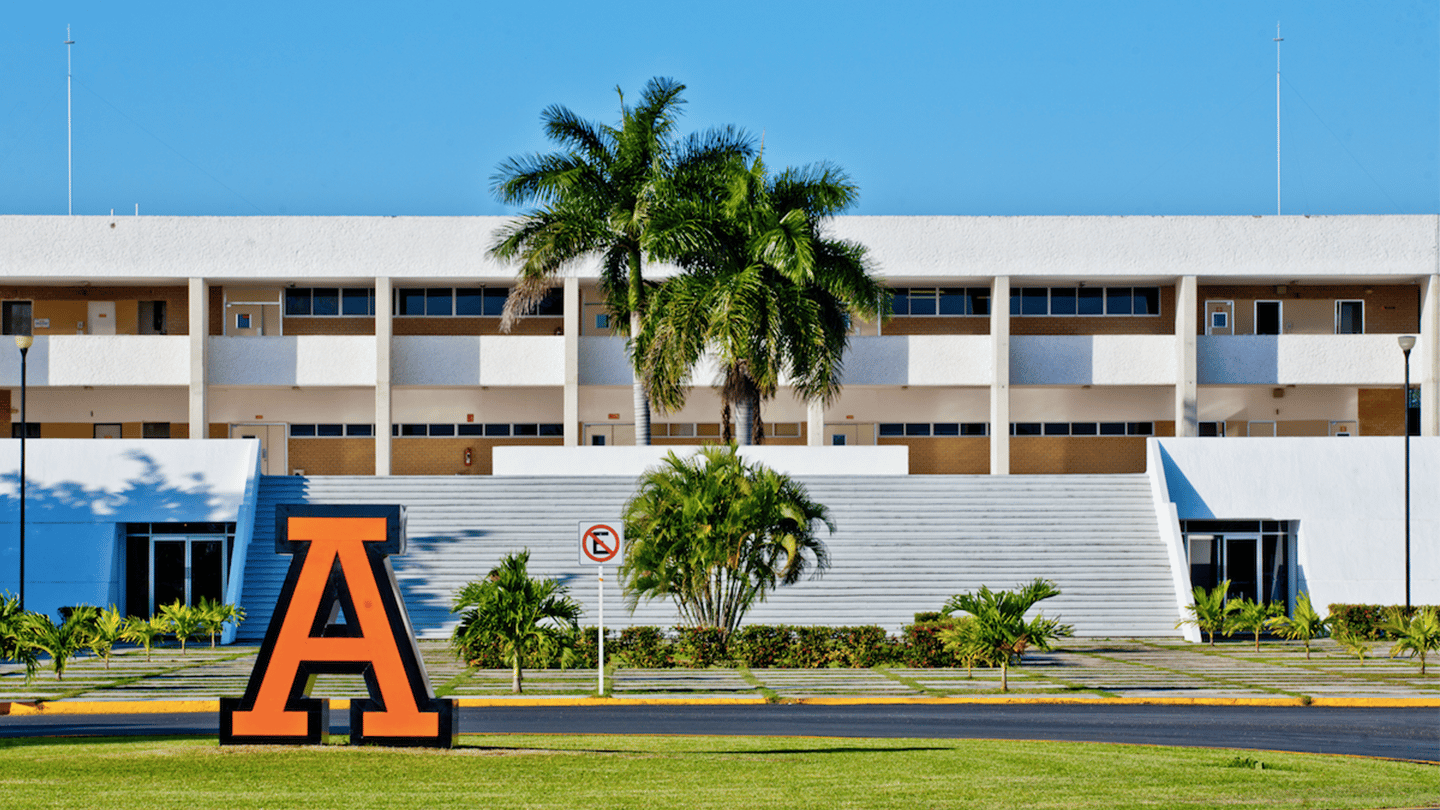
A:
2;637;1436;709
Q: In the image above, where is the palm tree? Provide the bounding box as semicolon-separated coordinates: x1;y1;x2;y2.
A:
640;156;886;444
1228;597;1282;652
489;77;753;445
1177;580;1239;646
451;550;583;694
619;445;833;637
940;579;1073;692
1267;591;1328;659
1383;606;1440;675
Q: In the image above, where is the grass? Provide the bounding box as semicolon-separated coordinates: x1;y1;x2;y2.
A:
0;735;1435;809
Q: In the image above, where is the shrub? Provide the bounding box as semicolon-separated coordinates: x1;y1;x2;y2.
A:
1383;607;1440;675
1328;604;1437;641
1267;591;1328;659
674;626;728;668
730;625;793;668
616;626;673;668
902;617;963;667
27;610;95;681
87;606;127;668
829;626;895;668
571;627;615;670
158;601;204;653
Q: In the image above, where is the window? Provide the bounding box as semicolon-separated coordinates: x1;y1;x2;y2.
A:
394;287;560;317
1210;311;1228;330
3;301;33;335
596;314;611;330
286;287;375;317
1007;286;1162;316
10;423;40;438
1199;422;1225;437
890;288;989;316
235;313;251;329
1335;300;1364;334
142;423;171;439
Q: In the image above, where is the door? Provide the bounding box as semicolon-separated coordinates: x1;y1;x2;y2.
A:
227;304;266;336
93;423;122;439
583;424;636;446
231;423;288;474
1335;300;1364;334
150;535;228;615
87;301;117;335
1204;300;1234;336
1254;301;1282;335
1223;535;1260;603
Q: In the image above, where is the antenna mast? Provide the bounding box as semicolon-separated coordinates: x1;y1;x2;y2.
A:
1274;23;1282;216
66;25;74;216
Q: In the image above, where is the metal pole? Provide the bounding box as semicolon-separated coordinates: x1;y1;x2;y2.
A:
597;566;605;695
18;344;27;611
1404;347;1413;609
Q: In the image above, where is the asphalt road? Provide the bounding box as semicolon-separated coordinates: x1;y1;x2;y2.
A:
4;704;1437;761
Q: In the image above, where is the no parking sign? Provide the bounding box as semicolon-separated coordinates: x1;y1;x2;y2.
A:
578;521;623;565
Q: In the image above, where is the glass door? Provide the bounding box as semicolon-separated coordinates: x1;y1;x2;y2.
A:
1223;535;1260;603
149;535;229;614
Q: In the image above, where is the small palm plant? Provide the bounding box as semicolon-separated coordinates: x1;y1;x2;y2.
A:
26;610;95;681
122;614;171;661
452;550;583;694
940;579;1073;692
1229;597;1283;652
197;597;246;649
1334;628;1373;664
0;591;40;679
1382;606;1440;676
87;606;127;669
1177;580;1239;646
158;601;203;654
1266;591;1328;659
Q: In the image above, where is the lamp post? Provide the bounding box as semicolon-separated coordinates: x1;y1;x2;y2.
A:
14;334;31;611
1398;334;1416;610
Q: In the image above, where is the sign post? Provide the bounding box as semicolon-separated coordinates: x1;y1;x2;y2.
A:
578;520;623;696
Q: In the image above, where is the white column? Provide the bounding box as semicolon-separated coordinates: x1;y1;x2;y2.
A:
1422;274;1439;437
375;276;392;475
564;277;580;447
807;399;824;447
187;278;208;440
990;276;1010;475
1174;275;1198;437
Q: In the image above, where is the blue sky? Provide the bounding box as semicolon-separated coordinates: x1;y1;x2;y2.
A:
1;2;1435;217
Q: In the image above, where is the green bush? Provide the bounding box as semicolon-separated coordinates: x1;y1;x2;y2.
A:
1328;604;1437;640
616;626;673;668
830;626;895;668
730;624;793;667
674;626;728;667
571;627;616;669
902;617;963;667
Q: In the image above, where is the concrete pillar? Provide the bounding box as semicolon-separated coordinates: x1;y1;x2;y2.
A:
375;276;392;475
990;276;1010;475
564;277;580;447
807;399;824;447
187;278;208;440
1422;274;1439;436
1174;275;1198;437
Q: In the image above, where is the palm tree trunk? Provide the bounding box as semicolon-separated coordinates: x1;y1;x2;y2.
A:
1000;660;1008;692
735;397;753;446
627;248;651;447
512;661;523;694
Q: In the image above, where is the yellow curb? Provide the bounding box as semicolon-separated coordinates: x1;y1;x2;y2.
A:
792;696;1307;706
454;697;768;708
4;700;219;716
1310;697;1440;708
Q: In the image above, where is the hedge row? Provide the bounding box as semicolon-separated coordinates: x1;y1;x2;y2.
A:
1328;603;1439;641
458;618;973;670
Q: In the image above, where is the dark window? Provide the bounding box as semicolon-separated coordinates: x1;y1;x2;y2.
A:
484;424;511;436
426;288;452;316
1127;422;1154;436
311;288;339;316
878;423;904;437
538;424;564;436
1077;287;1104;315
10;423;39;438
1044;423;1070;436
1099;422;1127;435
428;424;455;436
513;424;539;436
2;301;33;335
285;288;312;316
289;424;317;437
455;289;485;316
316;424;344;437
1255;301;1281;335
1198;422;1223;437
532;290;564;316
1134;287;1160;315
142;422;171;439
1336;300;1363;334
401;424;427;436
342;288;373;316
1014;423;1042;436
397;289;427;316
345;424;373;437
908;289;937;316
961;423;988;436
905;423;931;436
392;424;399;436
968;288;991;316
891;290;909;316
1106;287;1133;315
457;424;484;436
1020;288;1048;315
484;288;509;316
933;423;960;436
1050;288;1076;315
1071;422;1098;436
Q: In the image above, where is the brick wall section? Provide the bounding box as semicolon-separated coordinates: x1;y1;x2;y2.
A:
1011;437;1148;474
879;437;989;474
0;285;190;335
289;438;377;475
393;317;563;336
884;318;989;336
1197;284;1418;334
392;437;564;475
209;286;224;336
1359;388;1406;436
282;318;375;336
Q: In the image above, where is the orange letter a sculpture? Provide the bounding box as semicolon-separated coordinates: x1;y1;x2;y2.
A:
220;505;456;747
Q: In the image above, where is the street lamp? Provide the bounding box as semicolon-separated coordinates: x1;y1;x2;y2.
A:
1398;334;1416;610
13;334;31;611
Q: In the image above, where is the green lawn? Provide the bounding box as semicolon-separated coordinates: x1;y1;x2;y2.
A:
1;735;1435;809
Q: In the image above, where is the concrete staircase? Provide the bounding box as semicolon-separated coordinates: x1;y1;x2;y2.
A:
236;474;1182;641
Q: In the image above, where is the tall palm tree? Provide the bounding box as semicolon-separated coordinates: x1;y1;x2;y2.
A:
489;77;753;445
640;155;886;444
